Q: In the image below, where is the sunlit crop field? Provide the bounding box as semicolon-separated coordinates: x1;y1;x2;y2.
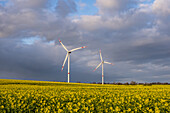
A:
0;79;169;113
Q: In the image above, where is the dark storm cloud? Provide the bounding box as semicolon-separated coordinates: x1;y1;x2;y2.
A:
0;0;170;83
0;38;62;80
109;39;170;63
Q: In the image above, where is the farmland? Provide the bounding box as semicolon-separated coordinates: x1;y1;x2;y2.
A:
0;79;169;112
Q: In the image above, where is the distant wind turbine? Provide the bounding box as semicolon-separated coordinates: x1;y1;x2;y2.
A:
93;50;114;85
59;39;87;83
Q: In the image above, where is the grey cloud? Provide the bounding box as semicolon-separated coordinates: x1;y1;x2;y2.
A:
152;0;170;16
152;0;170;35
10;0;50;11
0;38;62;80
96;0;138;15
76;9;154;34
111;39;170;63
0;0;81;45
56;0;77;17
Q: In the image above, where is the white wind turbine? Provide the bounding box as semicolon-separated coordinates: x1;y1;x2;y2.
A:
59;39;87;83
93;50;114;85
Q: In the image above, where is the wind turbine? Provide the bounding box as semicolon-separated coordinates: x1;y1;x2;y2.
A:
59;39;87;83
93;50;114;85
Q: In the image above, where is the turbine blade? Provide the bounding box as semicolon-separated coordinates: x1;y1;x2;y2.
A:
104;61;114;65
93;62;102;72
59;39;68;51
70;46;87;52
100;50;103;61
61;53;68;71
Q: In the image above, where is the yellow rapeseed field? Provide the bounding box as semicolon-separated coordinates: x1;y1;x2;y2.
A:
0;79;169;113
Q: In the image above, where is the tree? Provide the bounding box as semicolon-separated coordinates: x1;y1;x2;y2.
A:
130;81;137;85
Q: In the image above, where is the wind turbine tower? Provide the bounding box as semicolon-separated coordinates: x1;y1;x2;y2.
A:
93;50;114;85
59;39;87;83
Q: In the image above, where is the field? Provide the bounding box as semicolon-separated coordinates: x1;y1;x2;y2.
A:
0;79;169;113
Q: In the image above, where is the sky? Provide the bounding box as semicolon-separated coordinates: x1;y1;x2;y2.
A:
0;0;170;83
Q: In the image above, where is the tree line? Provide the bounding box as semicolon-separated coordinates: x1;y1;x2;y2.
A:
76;81;170;85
